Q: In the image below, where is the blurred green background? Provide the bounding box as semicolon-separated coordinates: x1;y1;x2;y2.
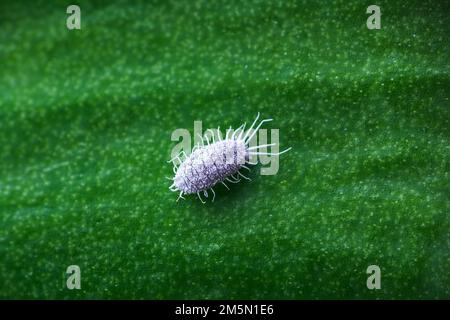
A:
0;0;448;299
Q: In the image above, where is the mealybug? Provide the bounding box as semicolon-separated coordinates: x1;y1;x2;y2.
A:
168;113;291;203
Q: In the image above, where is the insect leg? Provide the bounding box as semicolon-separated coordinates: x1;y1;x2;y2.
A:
238;171;251;181
232;123;245;140
238;122;246;140
197;133;205;146
221;181;230;190
226;126;232;140
180;150;188;160
217;126;223;141
176;191;185;202
167;149;186;163
192;142;201;152
197;192;206;204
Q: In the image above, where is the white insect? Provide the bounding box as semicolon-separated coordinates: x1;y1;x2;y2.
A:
168;113;291;203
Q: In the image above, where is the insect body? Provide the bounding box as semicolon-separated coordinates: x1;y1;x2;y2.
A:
168;113;291;203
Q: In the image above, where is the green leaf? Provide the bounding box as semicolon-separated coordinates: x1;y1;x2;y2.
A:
0;0;448;299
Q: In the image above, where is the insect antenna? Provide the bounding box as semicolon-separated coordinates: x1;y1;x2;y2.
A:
245;118;273;144
229;174;241;182
204;134;211;146
242;112;260;141
249;147;292;156
247;143;276;150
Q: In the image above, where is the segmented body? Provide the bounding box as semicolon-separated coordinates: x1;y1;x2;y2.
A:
168;113;291;203
174;139;247;194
